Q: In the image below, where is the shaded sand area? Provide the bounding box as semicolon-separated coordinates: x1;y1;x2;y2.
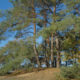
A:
0;68;60;80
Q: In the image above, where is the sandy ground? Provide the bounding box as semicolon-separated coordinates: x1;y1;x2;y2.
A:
0;68;60;80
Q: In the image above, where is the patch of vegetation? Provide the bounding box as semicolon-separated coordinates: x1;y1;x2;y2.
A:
60;64;80;80
55;73;67;80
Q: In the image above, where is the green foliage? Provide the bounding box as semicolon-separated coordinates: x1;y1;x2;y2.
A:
0;57;24;75
0;10;4;17
0;40;34;75
0;40;34;60
0;0;80;75
61;64;80;79
55;73;67;80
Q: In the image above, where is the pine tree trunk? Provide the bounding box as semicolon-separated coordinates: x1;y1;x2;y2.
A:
32;0;40;67
33;22;40;67
57;50;60;68
53;1;61;68
33;45;40;67
56;37;61;68
50;1;56;67
46;37;50;67
45;38;49;67
44;13;50;67
50;33;54;67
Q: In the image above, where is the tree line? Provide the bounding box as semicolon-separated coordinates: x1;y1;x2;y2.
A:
0;0;80;73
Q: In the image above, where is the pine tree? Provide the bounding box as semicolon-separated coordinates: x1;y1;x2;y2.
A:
0;40;34;75
0;0;43;67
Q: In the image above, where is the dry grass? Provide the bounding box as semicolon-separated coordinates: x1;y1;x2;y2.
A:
0;68;60;80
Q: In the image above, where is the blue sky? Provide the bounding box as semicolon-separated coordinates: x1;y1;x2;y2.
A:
0;0;12;10
0;0;12;22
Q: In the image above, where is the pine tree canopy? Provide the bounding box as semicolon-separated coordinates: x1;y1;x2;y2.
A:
0;0;80;75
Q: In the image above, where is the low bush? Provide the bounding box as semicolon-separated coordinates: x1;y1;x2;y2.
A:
60;64;80;80
55;73;67;80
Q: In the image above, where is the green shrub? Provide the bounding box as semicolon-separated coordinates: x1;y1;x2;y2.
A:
55;72;67;80
60;64;80;79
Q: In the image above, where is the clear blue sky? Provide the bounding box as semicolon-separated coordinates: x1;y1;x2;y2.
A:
0;0;12;10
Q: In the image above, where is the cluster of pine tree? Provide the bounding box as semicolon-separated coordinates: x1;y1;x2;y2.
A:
0;0;80;74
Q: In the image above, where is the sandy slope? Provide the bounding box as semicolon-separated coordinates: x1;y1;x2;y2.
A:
0;68;60;80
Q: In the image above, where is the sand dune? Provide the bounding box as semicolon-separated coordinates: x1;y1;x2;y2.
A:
0;68;60;80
